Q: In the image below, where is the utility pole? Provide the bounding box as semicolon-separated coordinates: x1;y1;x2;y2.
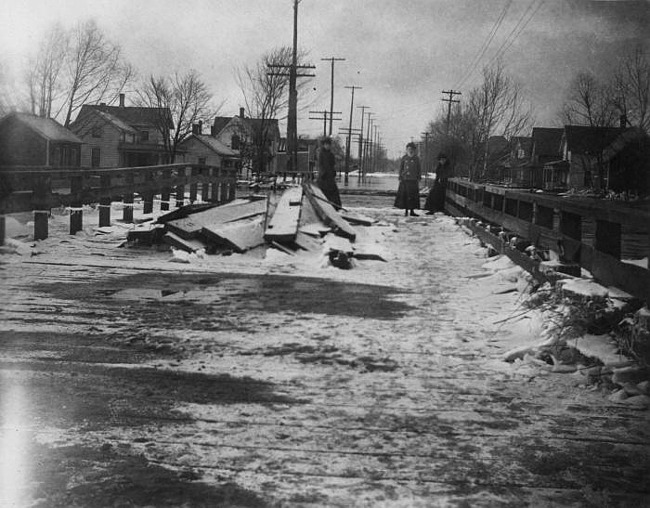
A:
356;105;370;180
364;113;374;176
441;89;461;135
321;57;346;136
309;110;341;137
268;0;315;175
421;131;430;179
343;85;362;180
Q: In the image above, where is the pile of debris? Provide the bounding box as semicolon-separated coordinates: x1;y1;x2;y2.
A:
126;183;385;267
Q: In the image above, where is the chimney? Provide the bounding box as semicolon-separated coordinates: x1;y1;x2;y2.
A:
198;120;203;135
119;93;125;107
619;114;627;130
240;107;245;118
192;124;199;135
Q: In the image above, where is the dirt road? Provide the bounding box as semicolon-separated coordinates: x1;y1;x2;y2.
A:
1;210;649;507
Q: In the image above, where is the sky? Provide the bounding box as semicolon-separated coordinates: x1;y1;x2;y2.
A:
1;0;649;158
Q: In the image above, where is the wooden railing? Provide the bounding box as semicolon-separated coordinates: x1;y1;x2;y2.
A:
0;163;237;241
445;178;650;304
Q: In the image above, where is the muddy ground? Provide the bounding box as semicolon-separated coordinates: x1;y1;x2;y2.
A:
1;203;650;507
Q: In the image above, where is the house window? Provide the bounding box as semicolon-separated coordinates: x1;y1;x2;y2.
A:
198;157;206;165
92;127;102;138
91;148;101;168
231;134;240;150
140;131;149;142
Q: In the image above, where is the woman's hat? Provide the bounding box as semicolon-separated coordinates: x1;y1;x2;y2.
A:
406;142;416;149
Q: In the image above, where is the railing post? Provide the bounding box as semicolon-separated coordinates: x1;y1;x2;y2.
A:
228;170;236;202
189;166;198;203
122;170;134;223
175;166;186;208
143;168;154;215
595;220;622;259
99;174;111;227
160;167;171;211
210;168;219;202
219;169;229;203
33;176;51;241
69;174;83;235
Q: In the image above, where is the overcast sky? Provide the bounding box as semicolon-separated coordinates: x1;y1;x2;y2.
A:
1;0;649;157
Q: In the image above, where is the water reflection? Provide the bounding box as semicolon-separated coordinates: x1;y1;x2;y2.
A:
0;372;31;507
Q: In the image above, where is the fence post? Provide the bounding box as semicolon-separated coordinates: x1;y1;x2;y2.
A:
122;170;134;223
595;220;622;259
142;168;154;215
175;167;186;208
99;174;111;227
33;176;51;241
219;169;229;203
189;166;198;203
210;168;219;202
228;170;236;202
161;167;171;211
69;174;83;234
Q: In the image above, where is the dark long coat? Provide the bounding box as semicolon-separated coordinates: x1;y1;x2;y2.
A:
394;154;421;210
317;148;341;207
424;159;450;212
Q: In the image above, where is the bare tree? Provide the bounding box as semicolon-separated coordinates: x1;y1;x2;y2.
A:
235;47;313;175
26;23;68;118
136;70;219;163
465;63;533;180
561;71;618;128
612;45;650;132
60;20;134;127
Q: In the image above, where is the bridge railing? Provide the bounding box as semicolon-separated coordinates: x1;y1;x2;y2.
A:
445;177;650;304
0;163;237;241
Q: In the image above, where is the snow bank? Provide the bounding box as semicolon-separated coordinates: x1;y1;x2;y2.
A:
559;278;609;299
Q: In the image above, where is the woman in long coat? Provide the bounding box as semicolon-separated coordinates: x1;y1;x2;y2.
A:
316;137;341;207
394;142;421;216
424;153;450;214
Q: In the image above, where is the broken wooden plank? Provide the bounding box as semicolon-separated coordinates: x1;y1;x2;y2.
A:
270;240;296;256
202;215;266;253
156;202;220;224
341;211;376;226
304;184;356;241
299;222;331;238
294;231;323;252
165;199;268;240
163;231;208;253
264;186;303;242
126;226;165;246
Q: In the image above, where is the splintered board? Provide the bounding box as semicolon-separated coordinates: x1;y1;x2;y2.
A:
163;231;208;253
264;186;303;242
165;199;267;239
304;184;356;241
202;215;266;253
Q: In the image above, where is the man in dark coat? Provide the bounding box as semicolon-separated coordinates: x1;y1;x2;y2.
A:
316;137;341;207
394;142;421;216
425;153;450;214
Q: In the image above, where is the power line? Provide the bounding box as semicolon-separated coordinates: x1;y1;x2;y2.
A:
454;0;513;90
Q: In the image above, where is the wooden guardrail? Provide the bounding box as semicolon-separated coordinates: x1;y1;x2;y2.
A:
445;178;650;304
0;163;237;242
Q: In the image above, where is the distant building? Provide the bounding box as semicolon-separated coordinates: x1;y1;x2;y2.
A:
0;112;82;167
178;123;238;170
210;108;281;177
69;93;174;167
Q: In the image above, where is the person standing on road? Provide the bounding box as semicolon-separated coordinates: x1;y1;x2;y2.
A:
395;142;421;216
425;152;451;214
316;136;341;207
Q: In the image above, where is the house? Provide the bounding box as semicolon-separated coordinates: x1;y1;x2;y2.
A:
558;125;623;190
0;112;82;167
178;123;238;170
505;136;532;187
210;108;281;177
69;94;173;168
275;137;319;175
602;128;650;196
526;127;564;190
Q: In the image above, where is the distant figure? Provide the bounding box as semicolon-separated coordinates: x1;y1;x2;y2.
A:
316;137;341;207
425;153;451;214
394;142;421;216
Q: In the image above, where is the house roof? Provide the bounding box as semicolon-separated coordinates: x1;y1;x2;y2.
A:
211;117;232;135
602;127;650;162
70;108;138;137
563;125;623;155
187;134;238;157
212;115;281;138
79;104;174;129
531;127;563;157
1;112;82;143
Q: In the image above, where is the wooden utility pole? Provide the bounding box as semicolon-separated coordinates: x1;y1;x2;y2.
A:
343;85;362;179
441;90;461;135
421;131;430;178
268;0;315;174
356;105;370;179
321;57;346;136
364;113;374;175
